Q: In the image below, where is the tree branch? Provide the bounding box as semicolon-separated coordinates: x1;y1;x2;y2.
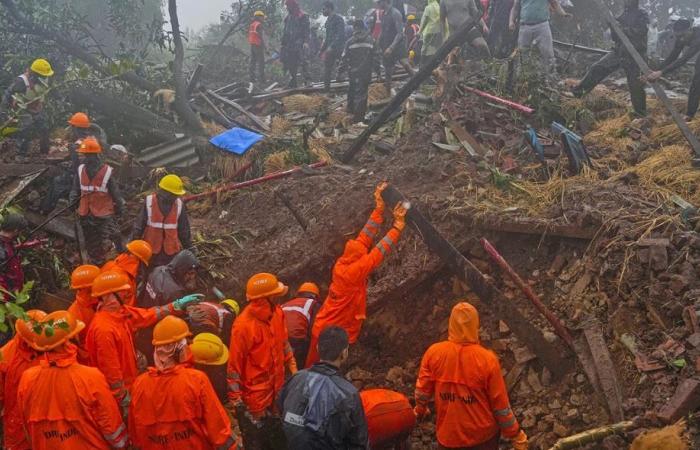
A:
0;0;158;93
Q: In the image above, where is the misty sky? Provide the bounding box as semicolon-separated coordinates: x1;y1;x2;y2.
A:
176;0;231;31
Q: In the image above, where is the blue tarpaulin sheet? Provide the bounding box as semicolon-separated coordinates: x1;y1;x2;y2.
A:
210;127;264;155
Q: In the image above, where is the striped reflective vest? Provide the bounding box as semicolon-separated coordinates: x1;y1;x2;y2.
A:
143;193;182;256
78;164;115;217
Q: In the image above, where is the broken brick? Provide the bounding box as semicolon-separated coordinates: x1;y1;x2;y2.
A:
657;378;700;424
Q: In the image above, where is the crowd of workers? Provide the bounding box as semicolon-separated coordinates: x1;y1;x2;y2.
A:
0;1;699;449
0;157;528;449
248;0;700;124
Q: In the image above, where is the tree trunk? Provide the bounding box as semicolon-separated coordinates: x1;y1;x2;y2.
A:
68;88;180;141
167;0;205;135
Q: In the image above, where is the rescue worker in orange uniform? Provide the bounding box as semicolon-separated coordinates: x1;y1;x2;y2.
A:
306;182;408;367
129;316;239;449
85;270;202;414
133;174;192;267
69;137;125;265
361;389;415;449
414;302;528;450
103;239;153;306
40;111;108;214
17;310;129;449
67;264;101;363
281;282;322;368
227;272;297;450
0;310;46;450
249;11;267;83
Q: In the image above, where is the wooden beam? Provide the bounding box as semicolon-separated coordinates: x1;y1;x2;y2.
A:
589;0;700;156
206;90;270;132
340;15;482;163
471;216;599;240
381;186;574;378
23;211;76;240
584;324;625;421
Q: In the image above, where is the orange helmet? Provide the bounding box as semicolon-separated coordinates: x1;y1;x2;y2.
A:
15;310;48;346
126;240;153;266
68;112;90;128
152;316;192;346
91;271;131;297
70;264;101;289
77;136;101;154
246;273;288;300
298;282;320;297
30;310;85;352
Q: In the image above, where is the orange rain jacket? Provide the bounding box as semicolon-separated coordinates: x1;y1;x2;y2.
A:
306;206;400;366
16;344;128;450
129;364;237;449
85;304;172;400
414;303;521;448
227;299;296;414
102;253;140;306
1;336;39;450
68;288;98;364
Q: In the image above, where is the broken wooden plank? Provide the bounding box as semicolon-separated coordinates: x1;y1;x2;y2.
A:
186;63;204;97
583;324;625;421
0;169;46;210
23;211;76;240
589;0;700;157
340;15;482;163
657;378;700;424
471;216;599;240
207;90;270;132
447;120;482;157
381;185;574;379
0;164;49;177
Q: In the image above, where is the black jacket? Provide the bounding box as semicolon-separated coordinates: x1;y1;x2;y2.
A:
662;26;700;75
322;13;346;54
141;249;197;307
279;362;369;450
340;30;377;77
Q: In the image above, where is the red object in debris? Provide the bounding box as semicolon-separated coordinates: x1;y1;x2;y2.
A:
462;86;535;114
184;161;328;202
361;389;416;449
481;238;575;351
14;238;49;250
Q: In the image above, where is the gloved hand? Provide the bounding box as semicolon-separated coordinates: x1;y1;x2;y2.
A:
172;293;204;311
392;201;409;231
512;430;528;450
374;181;388;210
413;404;430;420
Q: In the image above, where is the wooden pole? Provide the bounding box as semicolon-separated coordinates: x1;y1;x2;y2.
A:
589;0;700;157
340;16;482;163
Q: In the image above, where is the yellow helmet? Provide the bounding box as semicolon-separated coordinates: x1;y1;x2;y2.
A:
409;50;416;60
221;299;240;316
190;333;229;365
254;10;265;17
30;59;54;77
407;14;416;21
158;174;186;196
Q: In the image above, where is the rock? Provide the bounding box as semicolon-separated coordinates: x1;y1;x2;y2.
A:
553;422;569;437
669;274;690;294
541;368;552;387
512;346;537;364
548;399;562;410
569;394;582;406
648;243;669;271
537;420;552;433
566;408;579;420
499;320;510;334
346;367;372;382
385;366;405;385
527;368;544;393
569;271;593;298
521;415;537;429
576;373;586;383
582;413;596;424
686;333;700;348
549;254;568;274
543;331;557;343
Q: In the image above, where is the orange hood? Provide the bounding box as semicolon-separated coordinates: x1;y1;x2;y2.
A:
338;239;367;265
448;302;480;344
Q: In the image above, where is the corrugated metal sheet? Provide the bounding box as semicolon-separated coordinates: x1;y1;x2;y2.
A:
137;137;199;167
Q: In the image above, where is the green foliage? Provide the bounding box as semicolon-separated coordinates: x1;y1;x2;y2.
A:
0;281;34;333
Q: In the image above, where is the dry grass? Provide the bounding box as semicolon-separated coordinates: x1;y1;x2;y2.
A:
630;419;688;450
282;95;328;114
202;121;226;137
630;144;700;205
651;117;700;146
368;83;390;105
270;116;292;137
583;115;635;149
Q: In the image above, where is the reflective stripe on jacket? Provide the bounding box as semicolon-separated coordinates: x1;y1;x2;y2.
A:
282;297;319;340
78;164;115;217
143;193;183;256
